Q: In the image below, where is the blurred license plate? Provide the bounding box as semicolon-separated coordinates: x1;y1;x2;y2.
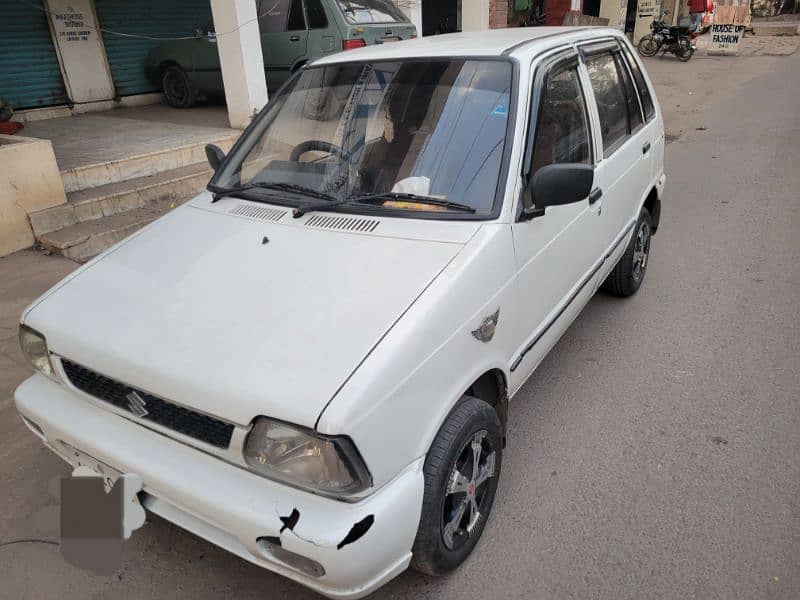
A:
379;36;400;43
58;440;121;492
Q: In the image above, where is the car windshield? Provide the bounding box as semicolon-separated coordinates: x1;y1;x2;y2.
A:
214;59;513;217
335;0;407;23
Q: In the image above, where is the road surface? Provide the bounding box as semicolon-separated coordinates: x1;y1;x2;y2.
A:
1;49;798;599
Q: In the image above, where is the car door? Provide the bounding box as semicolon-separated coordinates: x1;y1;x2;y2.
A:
619;40;660;183
304;0;340;58
258;0;309;91
578;40;651;282
510;49;606;380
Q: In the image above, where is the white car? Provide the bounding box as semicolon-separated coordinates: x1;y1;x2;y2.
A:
16;27;664;599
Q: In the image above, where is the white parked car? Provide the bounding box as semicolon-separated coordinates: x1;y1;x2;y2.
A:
16;27;664;599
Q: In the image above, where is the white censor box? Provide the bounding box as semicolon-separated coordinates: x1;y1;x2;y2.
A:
709;2;751;55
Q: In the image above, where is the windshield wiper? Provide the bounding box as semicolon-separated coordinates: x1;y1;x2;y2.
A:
350;192;476;213
292;191;478;220
210;181;337;203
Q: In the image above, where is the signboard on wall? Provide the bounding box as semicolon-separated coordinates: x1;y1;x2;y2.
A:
47;0;114;103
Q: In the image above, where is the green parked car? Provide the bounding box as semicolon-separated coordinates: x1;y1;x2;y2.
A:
146;0;416;107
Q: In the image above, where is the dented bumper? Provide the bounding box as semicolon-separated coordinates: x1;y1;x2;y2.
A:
15;374;425;599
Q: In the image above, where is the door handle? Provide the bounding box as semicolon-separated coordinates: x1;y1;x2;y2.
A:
290;35;301;41
589;188;603;205
642;141;651;154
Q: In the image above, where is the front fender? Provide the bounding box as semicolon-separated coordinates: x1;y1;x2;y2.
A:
316;224;519;490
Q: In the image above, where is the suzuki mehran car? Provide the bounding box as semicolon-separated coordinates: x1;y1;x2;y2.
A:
17;27;665;599
146;0;416;106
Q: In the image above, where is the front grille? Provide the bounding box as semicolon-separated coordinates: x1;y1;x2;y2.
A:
61;359;234;449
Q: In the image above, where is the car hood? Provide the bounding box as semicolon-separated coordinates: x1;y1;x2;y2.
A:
26;201;472;428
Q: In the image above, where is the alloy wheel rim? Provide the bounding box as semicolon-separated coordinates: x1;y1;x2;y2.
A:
441;430;496;550
632;221;651;283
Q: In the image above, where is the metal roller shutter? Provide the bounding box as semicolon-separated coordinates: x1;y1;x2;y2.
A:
94;0;212;97
0;0;68;110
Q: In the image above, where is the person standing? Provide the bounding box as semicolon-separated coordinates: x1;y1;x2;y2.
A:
688;0;706;31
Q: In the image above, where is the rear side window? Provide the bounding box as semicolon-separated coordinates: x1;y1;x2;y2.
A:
585;52;629;155
335;0;407;24
306;0;329;28
288;0;306;30
620;45;655;121
617;53;643;131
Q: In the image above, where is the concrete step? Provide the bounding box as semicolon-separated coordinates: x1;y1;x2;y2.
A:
36;197;179;262
60;133;237;193
29;162;212;236
752;24;798;36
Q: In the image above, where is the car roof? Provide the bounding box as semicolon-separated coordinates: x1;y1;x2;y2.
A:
310;27;622;66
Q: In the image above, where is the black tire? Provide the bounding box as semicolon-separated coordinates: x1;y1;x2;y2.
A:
637;35;659;57
602;207;653;297
411;396;503;576
162;65;198;108
676;38;694;61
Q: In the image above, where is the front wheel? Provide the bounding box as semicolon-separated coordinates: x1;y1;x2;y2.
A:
411;397;503;575
638;35;660;57
602;207;653;297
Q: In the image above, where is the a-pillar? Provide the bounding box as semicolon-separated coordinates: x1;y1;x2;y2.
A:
209;0;269;129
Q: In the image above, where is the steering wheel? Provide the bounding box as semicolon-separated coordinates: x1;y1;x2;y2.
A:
290;140;350;163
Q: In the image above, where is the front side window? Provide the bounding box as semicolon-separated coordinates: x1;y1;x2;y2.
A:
585;51;629;156
258;0;291;33
335;0;407;24
214;59;513;217
530;64;591;176
259;0;305;32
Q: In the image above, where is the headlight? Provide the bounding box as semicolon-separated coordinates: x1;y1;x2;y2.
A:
19;325;58;381
244;418;371;497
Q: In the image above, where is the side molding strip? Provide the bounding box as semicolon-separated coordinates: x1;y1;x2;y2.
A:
510;219;636;372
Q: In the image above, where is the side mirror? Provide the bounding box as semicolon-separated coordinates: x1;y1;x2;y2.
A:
205;144;225;172
521;163;594;221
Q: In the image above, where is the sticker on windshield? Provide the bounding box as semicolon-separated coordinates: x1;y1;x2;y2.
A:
491;103;508;117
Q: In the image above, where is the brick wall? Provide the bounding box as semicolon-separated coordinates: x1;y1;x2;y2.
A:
489;0;509;27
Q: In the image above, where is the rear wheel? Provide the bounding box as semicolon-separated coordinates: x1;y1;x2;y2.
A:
602;207;653;297
637;35;660;57
411;397;503;576
676;38;694;61
162;65;198;108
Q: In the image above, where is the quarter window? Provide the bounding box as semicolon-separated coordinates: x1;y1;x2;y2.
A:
585;51;632;156
306;0;329;28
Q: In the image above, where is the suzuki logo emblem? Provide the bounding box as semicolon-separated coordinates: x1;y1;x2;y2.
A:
125;390;149;418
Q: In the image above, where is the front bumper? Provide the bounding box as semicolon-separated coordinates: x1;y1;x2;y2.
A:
15;374;424;599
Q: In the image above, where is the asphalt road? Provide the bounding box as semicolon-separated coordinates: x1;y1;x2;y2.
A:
1;50;798;599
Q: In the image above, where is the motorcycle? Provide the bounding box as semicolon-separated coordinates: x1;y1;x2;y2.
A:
637;10;695;62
